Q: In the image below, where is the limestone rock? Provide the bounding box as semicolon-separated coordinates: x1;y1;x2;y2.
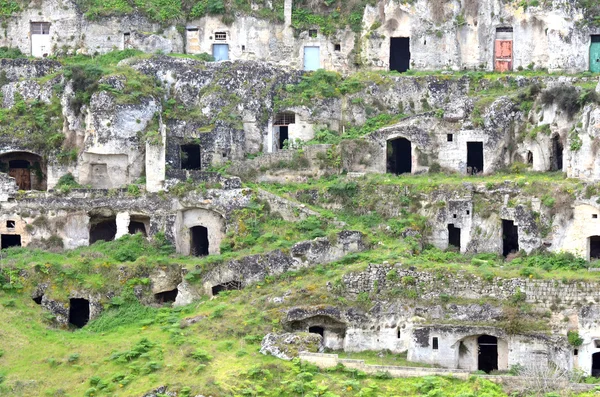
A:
260;332;322;360
150;267;182;294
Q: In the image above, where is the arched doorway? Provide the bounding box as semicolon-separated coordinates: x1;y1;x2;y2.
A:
590;236;600;260
478;335;498;373
0;151;45;190
386;137;412;175
592;352;600;377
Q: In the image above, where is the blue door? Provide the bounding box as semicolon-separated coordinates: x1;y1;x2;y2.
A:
304;46;320;71
213;44;229;61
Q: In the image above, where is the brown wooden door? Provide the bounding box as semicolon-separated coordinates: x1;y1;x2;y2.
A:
9;168;31;190
494;40;513;72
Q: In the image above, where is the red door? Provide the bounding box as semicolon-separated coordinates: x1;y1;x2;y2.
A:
9;168;31;190
494;40;513;72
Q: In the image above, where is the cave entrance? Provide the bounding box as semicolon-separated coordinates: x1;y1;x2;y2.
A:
190;225;209;257
593;353;600;377
128;216;149;237
33;295;42;305
0;152;45;190
181;144;201;170
589;236;600;260
211;280;242;295
502;220;519;257
69;298;90;328
527;151;533;165
386;137;412;175
390;37;410;73
309;326;325;337
448;224;461;250
1;234;21;249
155;289;178;304
478;335;498;373
9;160;31;190
467;142;484;175
552;135;563;171
89;216;116;244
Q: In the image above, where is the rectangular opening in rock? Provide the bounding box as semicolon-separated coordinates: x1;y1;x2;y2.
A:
432;337;439;350
89;216;116;244
128;215;149;237
190;225;209;256
386;137;412;175
467;142;483;175
389;37;410;73
309;326;324;337
69;298;90;328
180;144;201;170
590;236;600;260
502;219;519;257
448;224;461;250
552;135;563;171
478;335;498;373
6;220;15;228
1;234;21;249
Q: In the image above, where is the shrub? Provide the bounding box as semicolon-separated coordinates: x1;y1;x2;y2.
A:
568;331;583;347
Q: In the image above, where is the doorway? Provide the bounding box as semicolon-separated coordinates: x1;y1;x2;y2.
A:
386;138;412;175
552;135;563;171
279;126;289;149
590;35;600;73
1;234;21;249
69;298;90;328
190;225;209;256
89;216;116;244
155;289;178;304
593;352;600;377
181;144;201;170
8;160;31;190
390;37;410;73
213;44;229;61
502;220;519;257
494;27;513;72
211;280;242;295
478;335;498;373
590;236;600;260
304;46;320;71
467;142;484;175
448;224;461;250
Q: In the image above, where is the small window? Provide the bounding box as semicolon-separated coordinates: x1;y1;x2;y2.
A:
274;112;296;126
6;220;15;228
466;210;470;215
453;214;457;219
241;45;246;51
574;349;579;356
334;44;341;51
447;134;453;142
593;214;598;219
595;340;600;348
215;32;227;41
31;22;50;35
309;29;318;38
432;337;439;350
397;328;401;339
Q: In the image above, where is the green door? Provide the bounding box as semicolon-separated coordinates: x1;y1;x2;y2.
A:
590;36;600;73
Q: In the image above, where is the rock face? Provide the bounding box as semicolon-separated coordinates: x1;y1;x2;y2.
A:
260;332;322;360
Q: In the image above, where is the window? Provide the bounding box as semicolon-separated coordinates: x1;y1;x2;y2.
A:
453;214;457;219
274;112;296;126
593;214;598;219
466;210;470;215
574;349;579;356
31;22;50;35
241;45;246;51
432;337;439;350
6;220;14;229
215;32;227;41
334;44;341;51
447;134;453;142
397;328;401;338
595;340;600;348
309;29;318;38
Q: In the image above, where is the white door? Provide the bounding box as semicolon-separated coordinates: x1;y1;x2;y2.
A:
304;46;320;71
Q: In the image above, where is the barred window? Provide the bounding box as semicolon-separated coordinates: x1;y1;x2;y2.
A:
215;32;227;40
31;22;50;35
274;112;295;126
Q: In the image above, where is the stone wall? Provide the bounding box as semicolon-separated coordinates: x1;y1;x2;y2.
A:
341;263;600;309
